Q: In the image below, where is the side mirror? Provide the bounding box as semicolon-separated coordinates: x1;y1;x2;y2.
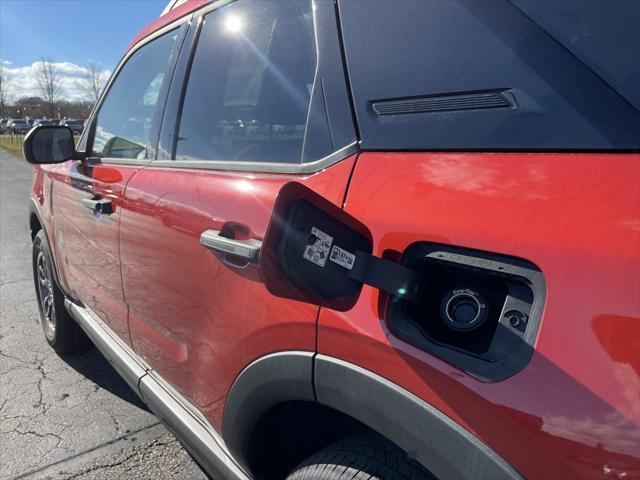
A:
23;126;75;165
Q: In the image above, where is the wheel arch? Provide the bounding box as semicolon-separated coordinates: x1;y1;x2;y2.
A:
222;351;522;480
29;199;67;296
222;351;316;475
29;205;43;241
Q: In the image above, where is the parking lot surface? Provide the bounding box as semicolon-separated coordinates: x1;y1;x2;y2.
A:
0;149;207;479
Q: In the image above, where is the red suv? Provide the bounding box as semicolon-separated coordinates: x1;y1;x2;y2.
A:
23;1;640;479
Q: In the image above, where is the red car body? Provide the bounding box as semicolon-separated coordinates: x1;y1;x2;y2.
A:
27;1;640;479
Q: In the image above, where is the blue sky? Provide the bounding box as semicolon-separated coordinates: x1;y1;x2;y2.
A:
0;0;167;100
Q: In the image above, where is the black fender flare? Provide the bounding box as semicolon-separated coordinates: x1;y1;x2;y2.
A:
222;351;316;472
29;198;58;283
29;197;45;239
222;351;521;480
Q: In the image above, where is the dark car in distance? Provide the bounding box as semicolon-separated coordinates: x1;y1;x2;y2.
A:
59;119;84;134
7;119;30;135
20;1;640;479
32;119;58;128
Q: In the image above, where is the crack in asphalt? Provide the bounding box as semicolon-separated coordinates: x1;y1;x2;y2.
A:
63;452;143;480
62;436;180;480
10;422;162;480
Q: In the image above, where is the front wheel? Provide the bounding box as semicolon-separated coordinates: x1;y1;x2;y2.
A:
287;432;435;480
32;230;88;354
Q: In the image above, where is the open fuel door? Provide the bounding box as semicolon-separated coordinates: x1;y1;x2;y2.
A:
258;181;547;381
260;182;426;311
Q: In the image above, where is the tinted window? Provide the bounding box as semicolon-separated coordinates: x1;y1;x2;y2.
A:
175;1;316;164
340;0;640;150
92;29;181;159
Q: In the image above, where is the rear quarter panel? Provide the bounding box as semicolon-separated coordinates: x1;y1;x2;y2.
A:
318;152;640;479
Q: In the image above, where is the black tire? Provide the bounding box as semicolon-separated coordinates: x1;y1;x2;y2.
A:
286;432;435;480
32;230;88;354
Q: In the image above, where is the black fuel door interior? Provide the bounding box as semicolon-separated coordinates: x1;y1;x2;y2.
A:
390;244;546;382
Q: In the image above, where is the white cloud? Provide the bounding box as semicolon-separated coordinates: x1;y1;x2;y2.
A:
1;60;111;102
542;409;640;457
1;59;12;65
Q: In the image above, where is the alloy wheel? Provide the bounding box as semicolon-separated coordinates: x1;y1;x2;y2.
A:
36;251;56;340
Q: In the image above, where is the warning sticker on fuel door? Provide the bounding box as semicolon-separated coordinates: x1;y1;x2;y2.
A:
329;245;355;270
303;227;333;267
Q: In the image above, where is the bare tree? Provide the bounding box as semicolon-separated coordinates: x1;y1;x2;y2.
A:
36;57;62;118
0;63;14;118
85;62;106;104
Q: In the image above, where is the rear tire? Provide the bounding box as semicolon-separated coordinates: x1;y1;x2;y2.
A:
32;230;88;354
286;432;435;480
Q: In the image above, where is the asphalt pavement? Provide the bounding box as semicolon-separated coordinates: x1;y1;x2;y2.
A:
0;148;207;479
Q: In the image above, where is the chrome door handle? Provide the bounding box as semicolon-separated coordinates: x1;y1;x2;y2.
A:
82;197;113;215
200;229;261;265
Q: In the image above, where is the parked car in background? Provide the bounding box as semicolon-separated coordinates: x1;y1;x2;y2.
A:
32;119;59;128
0;118;7;134
21;1;640;479
7;119;29;135
58;119;84;134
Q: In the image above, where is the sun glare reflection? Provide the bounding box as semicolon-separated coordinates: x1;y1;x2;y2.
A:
235;179;255;193
225;15;243;33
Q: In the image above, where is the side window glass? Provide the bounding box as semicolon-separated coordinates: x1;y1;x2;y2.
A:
175;0;316;164
92;30;180;159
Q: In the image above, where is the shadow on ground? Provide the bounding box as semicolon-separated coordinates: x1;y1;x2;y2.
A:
59;345;148;411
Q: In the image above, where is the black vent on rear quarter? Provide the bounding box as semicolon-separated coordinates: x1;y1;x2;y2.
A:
371;90;514;116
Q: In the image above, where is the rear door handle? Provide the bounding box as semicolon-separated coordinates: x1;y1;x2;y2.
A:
200;229;261;265
82;197;114;215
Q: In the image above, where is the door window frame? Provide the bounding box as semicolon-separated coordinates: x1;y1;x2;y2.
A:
154;0;358;174
78;0;358;174
77;17;191;166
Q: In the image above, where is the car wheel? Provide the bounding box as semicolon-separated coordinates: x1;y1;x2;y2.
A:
286;432;435;480
32;230;88;354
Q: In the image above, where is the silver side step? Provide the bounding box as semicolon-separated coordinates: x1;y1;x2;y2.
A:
140;370;250;479
65;300;250;480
